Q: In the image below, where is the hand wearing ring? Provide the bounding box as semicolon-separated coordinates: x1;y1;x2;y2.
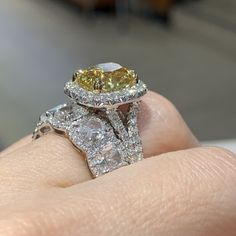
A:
1;64;235;235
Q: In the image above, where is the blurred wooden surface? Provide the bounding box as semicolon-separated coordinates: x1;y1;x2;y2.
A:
68;0;174;18
149;0;173;14
69;0;115;9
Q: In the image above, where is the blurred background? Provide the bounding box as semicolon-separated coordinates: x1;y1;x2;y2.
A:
0;0;236;151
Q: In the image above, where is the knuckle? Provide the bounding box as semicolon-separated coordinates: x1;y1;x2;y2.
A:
145;91;199;150
145;91;182;127
149;91;178;115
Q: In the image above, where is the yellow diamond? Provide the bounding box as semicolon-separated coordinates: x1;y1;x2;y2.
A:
73;63;137;93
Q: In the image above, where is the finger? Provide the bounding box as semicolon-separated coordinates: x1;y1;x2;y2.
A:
0;133;91;193
0;91;199;190
0;135;32;157
139;91;198;157
1;147;235;236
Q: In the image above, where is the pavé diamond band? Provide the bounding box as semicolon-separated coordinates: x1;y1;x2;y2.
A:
33;62;148;177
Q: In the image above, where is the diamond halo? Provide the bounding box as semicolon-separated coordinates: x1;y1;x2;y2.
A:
64;62;147;108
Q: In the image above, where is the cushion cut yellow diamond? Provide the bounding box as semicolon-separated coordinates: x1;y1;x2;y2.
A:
73;63;137;93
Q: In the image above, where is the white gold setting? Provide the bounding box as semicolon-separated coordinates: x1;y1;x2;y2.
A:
64;80;147;108
33;62;148;177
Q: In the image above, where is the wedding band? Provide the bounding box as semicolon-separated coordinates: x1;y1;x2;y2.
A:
33;62;148;177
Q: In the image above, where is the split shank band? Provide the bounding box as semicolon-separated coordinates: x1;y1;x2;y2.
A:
33;62;148;177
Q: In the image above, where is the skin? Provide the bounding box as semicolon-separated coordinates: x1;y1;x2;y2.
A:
0;91;235;236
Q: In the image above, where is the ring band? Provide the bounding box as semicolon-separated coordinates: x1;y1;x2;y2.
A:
33;62;148;177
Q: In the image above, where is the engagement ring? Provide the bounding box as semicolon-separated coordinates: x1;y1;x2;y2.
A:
33;62;148;177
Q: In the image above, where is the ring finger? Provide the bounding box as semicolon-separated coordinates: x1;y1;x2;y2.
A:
0;91;199;191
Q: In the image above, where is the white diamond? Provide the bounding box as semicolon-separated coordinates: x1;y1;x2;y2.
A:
70;117;106;149
88;142;125;176
85;119;104;141
101;143;122;166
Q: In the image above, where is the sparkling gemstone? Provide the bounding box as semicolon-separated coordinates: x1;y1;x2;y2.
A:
100;143;122;167
89;143;123;176
73;62;137;93
85;119;105;141
72;118;106;146
53;105;73;122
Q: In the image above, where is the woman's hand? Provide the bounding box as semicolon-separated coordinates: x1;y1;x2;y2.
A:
0;92;235;236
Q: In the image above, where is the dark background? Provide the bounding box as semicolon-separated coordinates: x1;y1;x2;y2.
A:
0;0;236;148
